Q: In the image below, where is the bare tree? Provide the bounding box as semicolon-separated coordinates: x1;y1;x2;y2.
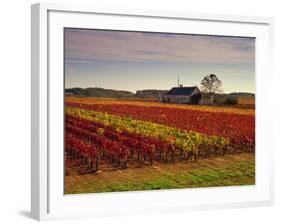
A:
200;74;222;104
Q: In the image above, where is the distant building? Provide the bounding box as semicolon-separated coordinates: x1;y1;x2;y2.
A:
160;86;201;104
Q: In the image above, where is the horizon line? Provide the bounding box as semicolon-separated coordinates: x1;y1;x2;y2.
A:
65;86;256;95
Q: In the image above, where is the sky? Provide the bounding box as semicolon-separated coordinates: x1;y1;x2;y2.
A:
64;28;255;93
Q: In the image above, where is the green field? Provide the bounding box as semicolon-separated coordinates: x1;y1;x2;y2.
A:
65;153;255;194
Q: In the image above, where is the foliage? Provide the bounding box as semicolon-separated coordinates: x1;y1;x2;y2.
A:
224;96;239;105
64;97;255;174
200;74;223;95
66;97;255;115
135;89;168;98
65;87;135;98
66;101;255;146
66;88;170;99
214;94;238;105
66;106;229;151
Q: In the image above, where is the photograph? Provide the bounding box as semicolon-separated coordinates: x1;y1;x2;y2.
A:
64;28;255;195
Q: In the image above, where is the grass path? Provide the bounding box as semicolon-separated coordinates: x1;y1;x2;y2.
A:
64;153;255;194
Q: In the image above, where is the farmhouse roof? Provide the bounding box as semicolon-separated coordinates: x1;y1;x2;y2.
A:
165;86;199;96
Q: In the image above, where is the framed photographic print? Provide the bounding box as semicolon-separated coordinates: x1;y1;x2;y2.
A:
31;2;274;221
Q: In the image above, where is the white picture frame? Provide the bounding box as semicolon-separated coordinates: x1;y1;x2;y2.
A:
31;2;274;221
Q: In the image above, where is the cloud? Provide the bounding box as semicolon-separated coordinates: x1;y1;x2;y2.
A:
64;28;255;64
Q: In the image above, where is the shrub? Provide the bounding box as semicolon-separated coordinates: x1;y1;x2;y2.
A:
224;97;238;105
